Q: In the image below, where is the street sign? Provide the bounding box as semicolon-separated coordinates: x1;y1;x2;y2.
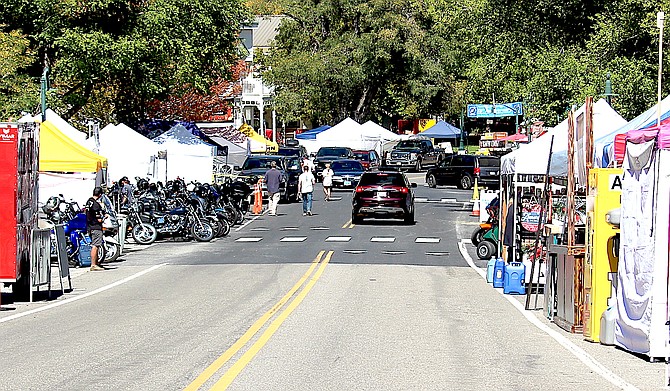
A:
467;102;523;118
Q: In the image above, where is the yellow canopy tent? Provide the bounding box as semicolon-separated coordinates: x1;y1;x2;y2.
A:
40;120;107;172
239;124;279;152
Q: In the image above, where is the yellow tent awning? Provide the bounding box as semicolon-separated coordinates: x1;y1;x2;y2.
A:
239;124;279;152
40;120;108;172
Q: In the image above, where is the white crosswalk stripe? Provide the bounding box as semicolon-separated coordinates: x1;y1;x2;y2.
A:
280;236;307;242
325;236;351;242
370;237;396;242
415;237;441;243
235;237;263;242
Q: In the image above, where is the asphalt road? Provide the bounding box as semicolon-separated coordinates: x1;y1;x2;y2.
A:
0;173;664;390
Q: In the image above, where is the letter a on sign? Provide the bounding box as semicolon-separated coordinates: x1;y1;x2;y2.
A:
609;174;623;191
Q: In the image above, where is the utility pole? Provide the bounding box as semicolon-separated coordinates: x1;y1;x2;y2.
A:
40;64;49;122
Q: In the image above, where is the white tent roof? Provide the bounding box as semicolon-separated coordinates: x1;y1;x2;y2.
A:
152;124;215;183
501;99;627;176
360;121;402;141
97;123;165;183
44;109;88;144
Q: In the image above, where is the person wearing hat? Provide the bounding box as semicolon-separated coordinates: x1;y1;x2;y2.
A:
85;186;106;271
264;160;282;216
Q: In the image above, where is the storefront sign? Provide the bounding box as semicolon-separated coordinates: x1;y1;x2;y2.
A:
479;139;506;149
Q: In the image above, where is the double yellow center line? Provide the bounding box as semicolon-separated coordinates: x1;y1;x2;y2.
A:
342;219;356;229
185;250;334;391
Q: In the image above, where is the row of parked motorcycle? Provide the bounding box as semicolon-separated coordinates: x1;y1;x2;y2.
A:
41;178;254;267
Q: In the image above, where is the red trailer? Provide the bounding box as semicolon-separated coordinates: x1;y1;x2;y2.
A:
0;122;39;298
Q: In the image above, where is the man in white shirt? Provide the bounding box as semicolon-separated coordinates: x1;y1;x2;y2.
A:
298;165;316;216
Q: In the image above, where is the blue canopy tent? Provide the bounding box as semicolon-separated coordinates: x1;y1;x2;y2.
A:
419;120;462;138
296;125;331;140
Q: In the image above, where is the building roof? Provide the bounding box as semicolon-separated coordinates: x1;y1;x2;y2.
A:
253;16;284;48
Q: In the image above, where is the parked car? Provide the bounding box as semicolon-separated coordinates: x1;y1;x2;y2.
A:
385;137;445;171
235;155;302;202
352;149;381;171
352;171;417;224
330;159;365;188
313;147;354;180
425;154;500;190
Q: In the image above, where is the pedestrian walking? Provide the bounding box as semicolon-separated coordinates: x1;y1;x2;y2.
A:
322;162;334;201
85;186;106;271
298;164;315;216
264;161;282;216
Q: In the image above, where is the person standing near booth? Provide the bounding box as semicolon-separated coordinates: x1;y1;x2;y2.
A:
298;165;315;216
86;186;105;271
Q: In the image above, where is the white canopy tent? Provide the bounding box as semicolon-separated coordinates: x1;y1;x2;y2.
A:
43;109;88;144
98;123;165;183
501;99;627;177
153;125;216;183
300;118;403;154
211;136;248;167
360;121;404;155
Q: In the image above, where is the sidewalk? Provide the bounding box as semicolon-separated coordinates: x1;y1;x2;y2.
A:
460;241;666;391
0;241;156;317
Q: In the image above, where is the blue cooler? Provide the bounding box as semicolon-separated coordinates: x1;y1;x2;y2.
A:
486;258;497;283
492;258;505;288
503;262;525;294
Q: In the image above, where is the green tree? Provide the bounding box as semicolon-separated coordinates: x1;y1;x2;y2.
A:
0;0;250;124
261;0;460;125
0;28;38;120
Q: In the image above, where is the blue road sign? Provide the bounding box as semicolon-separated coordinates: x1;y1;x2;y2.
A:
467;102;523;118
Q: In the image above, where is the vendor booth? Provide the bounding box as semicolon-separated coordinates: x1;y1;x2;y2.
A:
238;124;278;153
614;125;670;360
98;123;164;183
39;120;108;206
152;124;216;184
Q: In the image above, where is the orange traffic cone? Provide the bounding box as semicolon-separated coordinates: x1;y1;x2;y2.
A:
252;180;263;215
470;178;480;217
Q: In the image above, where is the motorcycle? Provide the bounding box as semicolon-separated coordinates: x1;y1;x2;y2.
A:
150;194;215;242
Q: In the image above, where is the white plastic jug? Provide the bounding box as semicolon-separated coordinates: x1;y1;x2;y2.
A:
599;304;617;345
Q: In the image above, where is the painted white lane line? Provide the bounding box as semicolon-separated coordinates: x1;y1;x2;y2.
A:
343;250;367;254
426;251;450;256
311;226;330;230
280;237;307;242
440;198;458;203
250;227;270;231
415;237;440;243
370;237;395;243
382;250;406;255
0;263;168;324
457;240;640;391
325;236;351;242
415;197;429;202
235;237;263;242
235;214;263;232
280;227;300;231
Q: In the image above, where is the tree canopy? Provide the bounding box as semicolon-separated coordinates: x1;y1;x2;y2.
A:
2;0;670;129
0;0;249;124
262;0;670;127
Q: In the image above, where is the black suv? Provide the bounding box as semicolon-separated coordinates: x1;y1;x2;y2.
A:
235;155;302;202
313;147;354;180
425;155;500;190
277;145;308;158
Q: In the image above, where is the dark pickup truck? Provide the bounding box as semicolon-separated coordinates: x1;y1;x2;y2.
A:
425;154;500;190
386;138;445;171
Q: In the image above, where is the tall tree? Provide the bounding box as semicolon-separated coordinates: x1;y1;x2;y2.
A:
0;28;38;120
261;0;460;125
0;0;250;124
